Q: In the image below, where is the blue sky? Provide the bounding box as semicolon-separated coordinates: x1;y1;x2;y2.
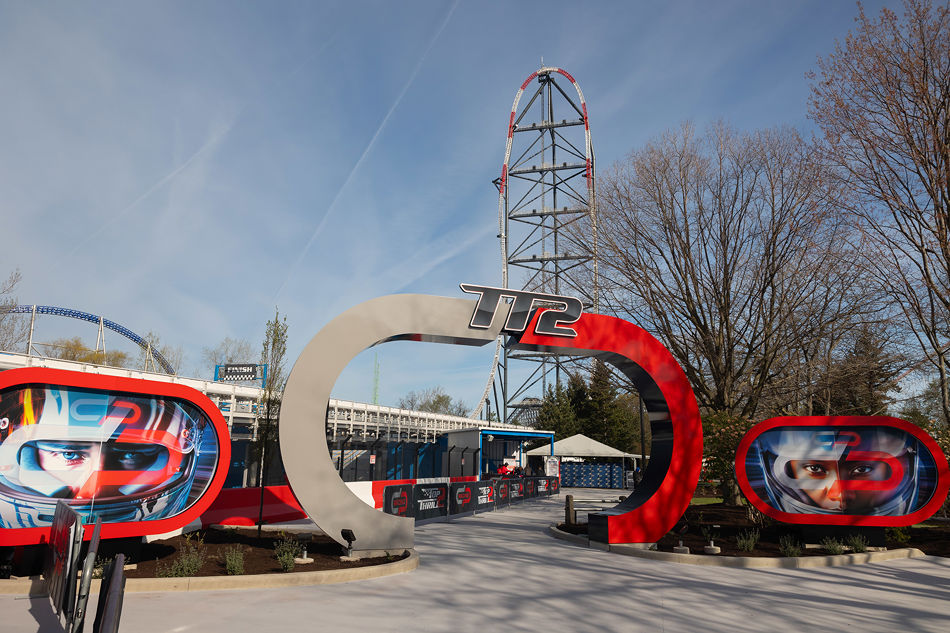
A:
0;0;898;409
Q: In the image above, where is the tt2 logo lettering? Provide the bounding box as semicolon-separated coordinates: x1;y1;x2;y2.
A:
460;283;582;337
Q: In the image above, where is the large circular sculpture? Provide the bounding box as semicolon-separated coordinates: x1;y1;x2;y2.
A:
280;291;702;551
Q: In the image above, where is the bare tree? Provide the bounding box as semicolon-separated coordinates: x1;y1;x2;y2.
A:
0;270;28;352
595;122;866;418
137;330;184;374
398;386;467;416
755;255;892;417
202;336;254;377
808;0;950;421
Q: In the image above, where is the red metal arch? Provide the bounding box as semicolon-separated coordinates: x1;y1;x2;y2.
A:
515;312;703;544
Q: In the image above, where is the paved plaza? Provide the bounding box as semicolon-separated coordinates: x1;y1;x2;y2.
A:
2;490;949;632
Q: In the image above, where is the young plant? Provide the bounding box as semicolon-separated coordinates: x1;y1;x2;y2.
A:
700;524;719;543
736;529;760;552
157;532;206;578
820;536;844;555
778;534;801;557
223;545;245;576
274;533;302;573
846;533;869;553
91;555;113;580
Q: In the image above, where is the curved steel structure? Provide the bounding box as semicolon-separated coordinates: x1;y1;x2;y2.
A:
6;305;175;374
280;292;701;550
280;294;512;553
473;66;598;423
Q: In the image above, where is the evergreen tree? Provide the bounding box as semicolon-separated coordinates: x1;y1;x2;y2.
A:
535;361;638;453
581;360;636;452
826;325;903;415
536;382;579;441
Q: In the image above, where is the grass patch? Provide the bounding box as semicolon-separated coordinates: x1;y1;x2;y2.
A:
691;497;723;506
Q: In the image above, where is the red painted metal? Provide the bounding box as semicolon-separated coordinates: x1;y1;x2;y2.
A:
517;312;703;543
200;485;307;527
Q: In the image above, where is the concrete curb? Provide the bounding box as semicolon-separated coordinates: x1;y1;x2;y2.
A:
547;525;927;568
0;550;418;595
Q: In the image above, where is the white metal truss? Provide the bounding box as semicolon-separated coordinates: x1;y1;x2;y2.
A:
472;66;598;424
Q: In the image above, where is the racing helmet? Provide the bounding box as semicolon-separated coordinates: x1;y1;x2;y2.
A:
752;427;919;516
0;385;209;528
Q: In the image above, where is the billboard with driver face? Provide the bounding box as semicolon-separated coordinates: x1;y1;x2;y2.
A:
0;368;229;545
736;416;949;526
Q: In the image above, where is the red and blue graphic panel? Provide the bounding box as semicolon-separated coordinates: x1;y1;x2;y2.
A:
735;416;949;526
0;368;229;545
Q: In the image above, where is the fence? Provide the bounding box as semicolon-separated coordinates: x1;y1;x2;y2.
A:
559;462;624;488
381;477;560;521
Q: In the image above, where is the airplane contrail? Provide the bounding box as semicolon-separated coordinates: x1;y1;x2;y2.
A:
274;0;460;301
69;31;339;259
394;223;495;292
67;124;234;258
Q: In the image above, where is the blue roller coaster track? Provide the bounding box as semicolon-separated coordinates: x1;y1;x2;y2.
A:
7;305;175;374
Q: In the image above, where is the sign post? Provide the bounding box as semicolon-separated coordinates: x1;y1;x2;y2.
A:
215;363;264;383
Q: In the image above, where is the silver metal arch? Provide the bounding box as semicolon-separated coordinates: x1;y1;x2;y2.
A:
279;294;510;553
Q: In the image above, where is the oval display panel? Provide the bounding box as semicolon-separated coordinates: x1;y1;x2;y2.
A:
0;368;230;545
735;417;949;526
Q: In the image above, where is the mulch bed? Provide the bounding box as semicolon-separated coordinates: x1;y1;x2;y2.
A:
123;528;405;578
560;502;950;558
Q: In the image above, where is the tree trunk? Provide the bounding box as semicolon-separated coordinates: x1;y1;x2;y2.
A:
720;477;745;506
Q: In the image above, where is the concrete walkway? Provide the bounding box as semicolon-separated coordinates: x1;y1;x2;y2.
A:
3;491;949;632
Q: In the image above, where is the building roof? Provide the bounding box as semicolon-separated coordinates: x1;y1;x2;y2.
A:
524;433;637;458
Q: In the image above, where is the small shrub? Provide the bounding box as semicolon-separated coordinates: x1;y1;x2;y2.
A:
700;524;719;543
274;533;302;573
157;533;206;578
276;551;296;572
846;533;869;553
779;534;801;557
736;529;760;552
886;526;911;546
821;536;844;555
223;545;245;576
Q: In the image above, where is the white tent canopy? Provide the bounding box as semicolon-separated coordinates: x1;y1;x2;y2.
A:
525;433;637;458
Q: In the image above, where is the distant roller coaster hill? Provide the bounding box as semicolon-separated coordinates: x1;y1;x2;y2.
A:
5;304;175;374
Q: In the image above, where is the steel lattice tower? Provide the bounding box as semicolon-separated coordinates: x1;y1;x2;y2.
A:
473;66;598;425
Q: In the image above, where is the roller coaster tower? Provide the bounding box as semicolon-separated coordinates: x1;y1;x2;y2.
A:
474;66;598;424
